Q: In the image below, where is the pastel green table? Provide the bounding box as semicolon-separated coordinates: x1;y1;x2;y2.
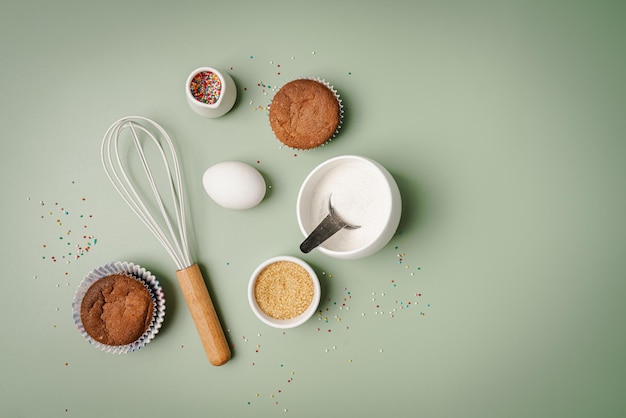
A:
1;1;625;417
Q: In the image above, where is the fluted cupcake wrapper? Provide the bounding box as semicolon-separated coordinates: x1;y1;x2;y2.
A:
72;261;166;354
269;76;344;150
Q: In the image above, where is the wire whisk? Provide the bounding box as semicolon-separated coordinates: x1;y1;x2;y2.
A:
101;116;230;366
101;116;191;269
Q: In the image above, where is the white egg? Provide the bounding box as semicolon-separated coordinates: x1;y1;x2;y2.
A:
202;161;266;210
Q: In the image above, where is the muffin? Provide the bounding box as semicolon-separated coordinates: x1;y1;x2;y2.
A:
269;78;342;149
80;273;154;346
73;261;165;353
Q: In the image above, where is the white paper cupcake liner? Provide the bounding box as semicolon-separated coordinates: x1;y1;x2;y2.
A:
72;261;166;354
269;76;344;150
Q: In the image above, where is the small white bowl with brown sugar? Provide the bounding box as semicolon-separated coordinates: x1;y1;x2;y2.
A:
248;256;321;329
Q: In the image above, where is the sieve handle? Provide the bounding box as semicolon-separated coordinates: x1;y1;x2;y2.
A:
176;264;231;366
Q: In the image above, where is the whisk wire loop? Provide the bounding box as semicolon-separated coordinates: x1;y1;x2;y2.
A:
101;116;192;270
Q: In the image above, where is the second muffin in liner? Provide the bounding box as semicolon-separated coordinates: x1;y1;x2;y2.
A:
72;261;166;354
269;77;344;150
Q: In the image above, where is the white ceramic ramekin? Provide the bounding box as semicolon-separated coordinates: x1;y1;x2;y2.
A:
185;67;237;118
248;256;321;329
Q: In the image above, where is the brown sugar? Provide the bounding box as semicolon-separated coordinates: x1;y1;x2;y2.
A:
269;79;341;150
80;274;154;346
254;261;314;320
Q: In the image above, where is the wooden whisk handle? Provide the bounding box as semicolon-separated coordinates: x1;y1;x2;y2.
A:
176;264;231;366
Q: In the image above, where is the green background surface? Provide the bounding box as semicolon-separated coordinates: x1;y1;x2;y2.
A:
1;1;625;417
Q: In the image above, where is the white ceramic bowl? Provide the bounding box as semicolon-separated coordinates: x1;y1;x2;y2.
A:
185;66;237;118
248;256;321;329
297;155;402;260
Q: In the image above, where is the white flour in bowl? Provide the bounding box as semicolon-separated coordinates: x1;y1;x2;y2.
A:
309;161;391;252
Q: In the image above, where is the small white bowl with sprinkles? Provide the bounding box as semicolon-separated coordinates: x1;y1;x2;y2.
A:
248;256;321;329
185;66;237;118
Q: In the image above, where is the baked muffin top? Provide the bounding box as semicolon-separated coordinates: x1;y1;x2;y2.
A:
80;274;154;346
269;79;341;149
